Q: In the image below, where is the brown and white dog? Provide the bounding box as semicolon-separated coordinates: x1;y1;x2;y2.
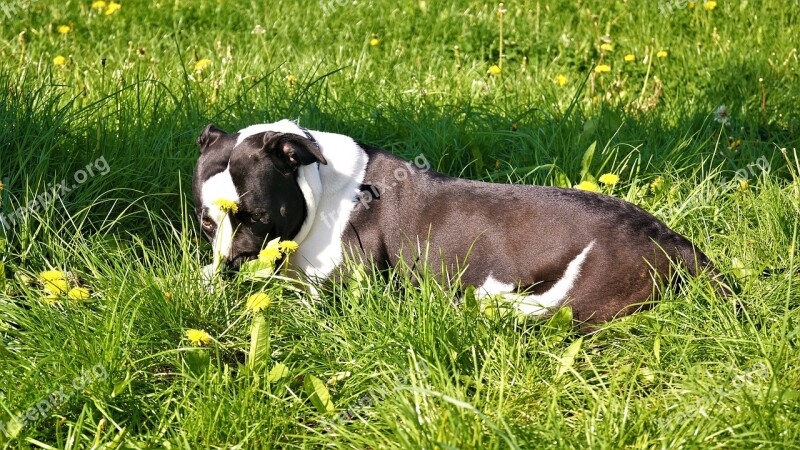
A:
192;120;728;324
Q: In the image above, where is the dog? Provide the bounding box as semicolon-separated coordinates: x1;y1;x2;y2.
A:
193;120;728;324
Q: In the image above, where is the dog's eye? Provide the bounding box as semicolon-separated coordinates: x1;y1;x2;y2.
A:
201;217;214;230
250;212;263;222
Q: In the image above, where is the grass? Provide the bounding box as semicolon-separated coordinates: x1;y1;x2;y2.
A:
0;0;799;448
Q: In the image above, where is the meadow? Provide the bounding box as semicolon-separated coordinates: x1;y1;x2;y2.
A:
0;0;799;448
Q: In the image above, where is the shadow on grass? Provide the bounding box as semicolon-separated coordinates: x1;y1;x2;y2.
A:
0;63;796;255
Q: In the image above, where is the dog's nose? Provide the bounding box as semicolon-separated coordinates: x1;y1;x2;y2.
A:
225;256;244;272
226;253;257;272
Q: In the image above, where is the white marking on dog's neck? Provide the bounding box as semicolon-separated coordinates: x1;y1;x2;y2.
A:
477;240;596;315
201;166;240;270
235;120;368;279
293;164;322;245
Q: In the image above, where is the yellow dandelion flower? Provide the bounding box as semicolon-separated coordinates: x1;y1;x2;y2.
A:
91;0;107;10
186;329;212;346
488;65;501;75
598;173;620;186
286;74;297;85
57;25;71;34
258;246;282;264
212;198;238;213
555;74;568;87
370;38;380;46
67;287;90;301
53;55;66;66
105;1;121;15
42;292;60;304
574;181;600;192
39;271;65;284
194;58;211;72
40;270;68;294
44;278;68;294
246;292;272;313
688;2;696;8
703;1;716;10
279;240;299;255
656;50;668;58
594;64;611;73
600;43;614;52
624;54;635;62
650;176;665;193
738;179;750;191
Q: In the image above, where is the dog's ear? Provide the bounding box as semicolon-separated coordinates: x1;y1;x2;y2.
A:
197;124;226;152
264;132;328;170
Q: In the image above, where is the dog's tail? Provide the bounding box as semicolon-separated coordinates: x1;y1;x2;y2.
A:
677;243;734;296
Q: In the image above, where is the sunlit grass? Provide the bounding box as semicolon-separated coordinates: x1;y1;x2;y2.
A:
1;0;799;448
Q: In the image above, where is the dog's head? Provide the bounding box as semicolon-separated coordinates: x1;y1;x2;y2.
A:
192;124;327;270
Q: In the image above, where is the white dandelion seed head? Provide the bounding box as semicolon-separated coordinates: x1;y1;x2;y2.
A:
713;104;730;125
